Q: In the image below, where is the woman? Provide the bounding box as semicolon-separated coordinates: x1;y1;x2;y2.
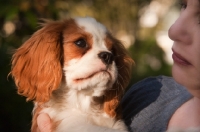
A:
38;0;200;131
123;0;200;131
167;0;200;129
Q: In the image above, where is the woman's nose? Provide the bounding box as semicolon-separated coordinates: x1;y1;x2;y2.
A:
168;16;191;44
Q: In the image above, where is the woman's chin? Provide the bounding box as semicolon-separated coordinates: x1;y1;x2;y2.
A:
172;65;187;86
172;64;200;94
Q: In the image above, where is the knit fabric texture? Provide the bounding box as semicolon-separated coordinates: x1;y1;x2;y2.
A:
121;76;192;132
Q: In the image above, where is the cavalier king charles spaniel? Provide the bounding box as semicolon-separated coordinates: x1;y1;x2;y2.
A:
11;17;133;132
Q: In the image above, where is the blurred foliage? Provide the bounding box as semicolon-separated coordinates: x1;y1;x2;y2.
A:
0;0;172;131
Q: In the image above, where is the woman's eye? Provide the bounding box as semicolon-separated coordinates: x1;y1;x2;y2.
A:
74;38;87;48
179;2;187;10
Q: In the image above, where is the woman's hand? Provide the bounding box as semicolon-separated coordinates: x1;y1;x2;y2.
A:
37;113;52;132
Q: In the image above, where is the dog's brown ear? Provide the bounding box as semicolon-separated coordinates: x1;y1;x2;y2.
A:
10;20;66;103
104;36;134;118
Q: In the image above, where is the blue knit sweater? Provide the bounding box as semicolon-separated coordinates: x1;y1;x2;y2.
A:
121;76;192;132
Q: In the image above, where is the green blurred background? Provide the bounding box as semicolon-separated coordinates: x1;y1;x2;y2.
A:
0;0;180;131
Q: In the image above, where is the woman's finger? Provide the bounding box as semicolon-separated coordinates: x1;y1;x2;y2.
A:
37;113;52;132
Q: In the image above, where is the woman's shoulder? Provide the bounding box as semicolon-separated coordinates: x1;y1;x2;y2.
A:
124;75;187;95
121;75;192;132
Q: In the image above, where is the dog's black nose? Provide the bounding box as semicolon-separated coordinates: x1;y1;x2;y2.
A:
98;52;114;65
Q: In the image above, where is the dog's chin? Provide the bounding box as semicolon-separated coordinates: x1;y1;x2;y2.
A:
66;71;116;96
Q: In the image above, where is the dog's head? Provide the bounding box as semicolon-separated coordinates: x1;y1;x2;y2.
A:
11;17;134;117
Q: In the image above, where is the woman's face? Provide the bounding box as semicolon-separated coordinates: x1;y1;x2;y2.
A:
168;0;200;97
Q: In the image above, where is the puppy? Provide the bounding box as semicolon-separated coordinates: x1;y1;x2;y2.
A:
10;17;133;132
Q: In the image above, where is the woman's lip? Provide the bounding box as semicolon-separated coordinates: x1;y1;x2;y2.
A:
172;49;191;66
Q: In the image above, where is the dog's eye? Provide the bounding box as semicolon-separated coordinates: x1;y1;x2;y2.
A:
74;38;87;48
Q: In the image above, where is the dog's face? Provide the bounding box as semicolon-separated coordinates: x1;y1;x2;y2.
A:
11;17;133;117
63;18;117;96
